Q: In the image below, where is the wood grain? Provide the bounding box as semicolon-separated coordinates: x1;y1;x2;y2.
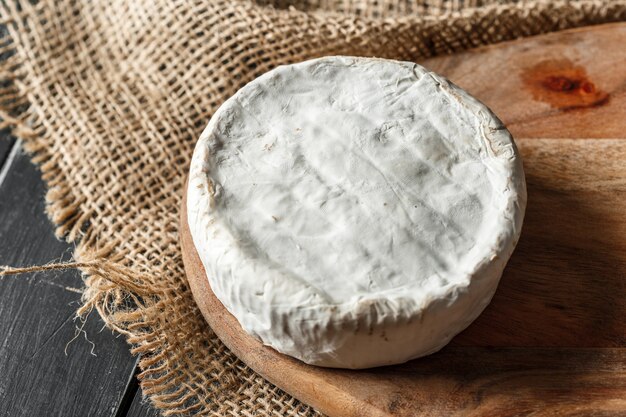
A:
126;388;162;417
0;139;140;417
421;23;626;139
181;24;626;417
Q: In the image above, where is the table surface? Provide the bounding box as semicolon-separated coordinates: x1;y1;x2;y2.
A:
0;132;160;417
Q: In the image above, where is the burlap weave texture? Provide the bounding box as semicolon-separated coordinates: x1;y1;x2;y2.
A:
1;1;625;415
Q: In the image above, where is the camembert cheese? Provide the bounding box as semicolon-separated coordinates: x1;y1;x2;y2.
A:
188;56;526;369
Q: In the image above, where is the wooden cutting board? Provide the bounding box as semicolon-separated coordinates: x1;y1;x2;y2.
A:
181;23;626;417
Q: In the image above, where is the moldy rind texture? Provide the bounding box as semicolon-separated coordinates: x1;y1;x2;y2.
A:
188;56;526;369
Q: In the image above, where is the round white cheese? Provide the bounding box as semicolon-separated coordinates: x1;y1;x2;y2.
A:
187;56;526;369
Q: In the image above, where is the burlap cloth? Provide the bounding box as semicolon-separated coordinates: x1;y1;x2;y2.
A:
1;0;625;415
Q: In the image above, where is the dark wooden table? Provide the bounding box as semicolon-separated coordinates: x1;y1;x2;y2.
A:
0;132;160;417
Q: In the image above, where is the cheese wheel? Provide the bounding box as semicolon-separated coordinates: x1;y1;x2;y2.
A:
187;56;526;369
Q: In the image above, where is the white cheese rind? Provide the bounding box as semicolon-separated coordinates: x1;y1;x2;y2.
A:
188;56;526;369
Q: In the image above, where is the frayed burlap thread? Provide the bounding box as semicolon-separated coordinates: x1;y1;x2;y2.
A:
1;1;625;415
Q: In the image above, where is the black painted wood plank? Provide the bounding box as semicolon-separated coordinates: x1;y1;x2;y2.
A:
0;140;139;417
0;133;15;169
126;387;161;417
